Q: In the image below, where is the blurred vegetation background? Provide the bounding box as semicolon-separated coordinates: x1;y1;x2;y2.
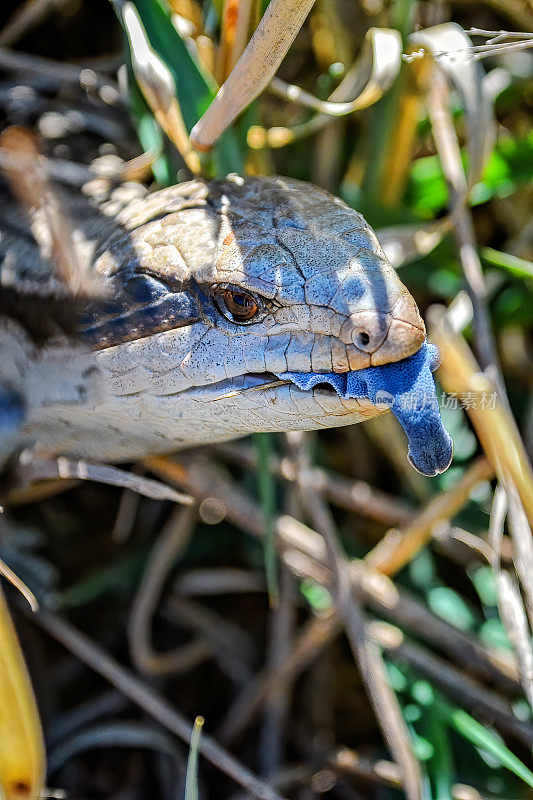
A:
0;0;532;799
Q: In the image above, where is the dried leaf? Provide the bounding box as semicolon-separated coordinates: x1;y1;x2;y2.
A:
269;28;401;116
410;23;495;188
377;219;451;269
190;0;317;150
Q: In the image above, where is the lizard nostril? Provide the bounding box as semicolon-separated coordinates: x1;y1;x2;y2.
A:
357;331;370;347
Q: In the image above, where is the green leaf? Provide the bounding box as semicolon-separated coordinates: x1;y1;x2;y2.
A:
446;706;533;789
405;132;533;216
479;619;511;652
128;76;172;185
411;732;434;761
427;587;476;632
481;248;533;281
300;579;332;612
412;680;435;707
470;565;498;608
385;660;408;693
423;704;455;800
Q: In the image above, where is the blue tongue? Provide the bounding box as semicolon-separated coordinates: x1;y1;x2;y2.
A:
275;341;453;476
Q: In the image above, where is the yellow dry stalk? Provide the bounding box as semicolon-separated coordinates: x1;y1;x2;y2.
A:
366;457;494;576
430;313;533;528
216;0;253;84
167;0;204;36
0;588;45;800
195;35;216;80
310;0;353;70
379;53;433;206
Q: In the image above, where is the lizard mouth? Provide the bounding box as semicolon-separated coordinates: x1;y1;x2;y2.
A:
270;341;453;477
208;340;450;477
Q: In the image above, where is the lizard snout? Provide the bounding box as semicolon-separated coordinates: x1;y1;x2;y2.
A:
341;292;425;366
370;292;426;366
346;311;389;354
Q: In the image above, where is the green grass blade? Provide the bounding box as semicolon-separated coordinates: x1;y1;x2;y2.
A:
185;715;204;800
481;247;533;280
424;703;455;800
446;706;533;789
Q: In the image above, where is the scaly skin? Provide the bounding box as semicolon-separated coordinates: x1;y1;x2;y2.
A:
1;175;426;463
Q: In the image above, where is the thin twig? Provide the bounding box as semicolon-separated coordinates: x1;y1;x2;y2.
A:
16;454;194;506
365;457;493;575
31;610;288;800
371;621;533;747
289;433;422;800
0;0;70;47
128;507;201;675
426;67;499;383
259;567;296;776
213;442;413;527
144;455;519;693
429;309;533;527
218;613;340;744
0;46;120;99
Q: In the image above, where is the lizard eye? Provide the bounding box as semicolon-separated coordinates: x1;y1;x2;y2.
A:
214;286;260;324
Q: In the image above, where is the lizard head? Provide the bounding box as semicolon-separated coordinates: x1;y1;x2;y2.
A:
71;176;426;460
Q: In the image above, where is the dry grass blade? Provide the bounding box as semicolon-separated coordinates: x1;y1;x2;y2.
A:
377;51;434;206
505;483;533;627
0;0;69;47
128;507;199;675
426;68;499;381
0;589;45;800
0;149;95;188
214;441;413;526
218;613;340;744
258;568;295;776
429;308;533;527
366;457;494;575
117;1;201;173
488;486;533;711
0;47;120;99
288;433;422;800
145;455;519;692
247;28;402;152
0;127;99;298
331;747;402;790
494;569;533;712
377;219;451;269
31;611;287;800
13;455;194;506
269;28;401;116
370;620;533;747
0;559;39;612
420;29;533;61
411;23;495;189
190;0;317;151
